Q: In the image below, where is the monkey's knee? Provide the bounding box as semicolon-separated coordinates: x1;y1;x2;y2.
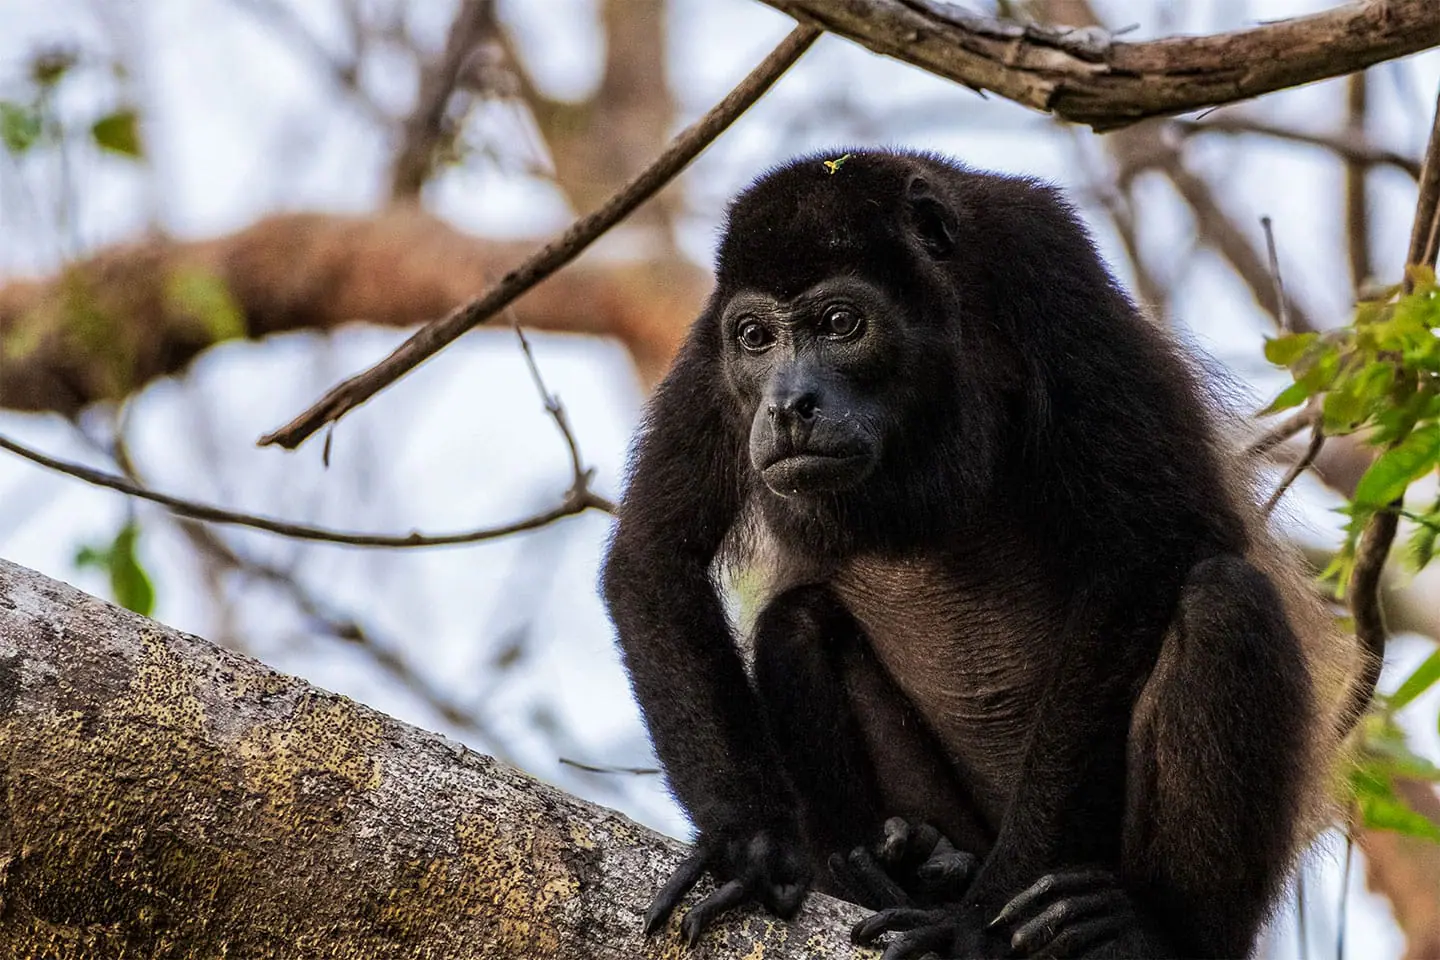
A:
1171;554;1300;660
753;585;854;641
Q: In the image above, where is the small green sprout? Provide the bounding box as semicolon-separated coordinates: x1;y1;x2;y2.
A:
823;153;853;175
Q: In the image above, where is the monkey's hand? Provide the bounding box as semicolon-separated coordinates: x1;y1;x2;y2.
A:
986;868;1152;958
854;867;1150;959
851;900;997;960
829;817;976;910
644;827;811;946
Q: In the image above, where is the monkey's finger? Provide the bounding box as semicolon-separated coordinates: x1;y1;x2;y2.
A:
987;869;1116;929
1021;913;1130;959
916;838;975;892
846;846;912;909
851;907;949;944
679;879;748;946
1008;891;1132;955
644;852;710;935
880;924;954;960
880;818;940;872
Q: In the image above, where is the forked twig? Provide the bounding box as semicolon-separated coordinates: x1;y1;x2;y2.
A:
260;24;822;451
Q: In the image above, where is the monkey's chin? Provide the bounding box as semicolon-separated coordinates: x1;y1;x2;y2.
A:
760;453;873;498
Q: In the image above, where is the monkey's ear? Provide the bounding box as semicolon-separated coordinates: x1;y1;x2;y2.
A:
906;175;957;259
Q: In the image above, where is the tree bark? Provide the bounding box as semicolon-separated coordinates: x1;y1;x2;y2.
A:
761;0;1440;131
0;557;867;959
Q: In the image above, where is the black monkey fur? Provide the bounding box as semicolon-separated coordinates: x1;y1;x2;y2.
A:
601;149;1360;959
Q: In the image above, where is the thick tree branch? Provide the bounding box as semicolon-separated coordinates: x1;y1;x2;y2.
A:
0;209;703;416
259;24;821;451
761;0;1440;131
0;557;868;957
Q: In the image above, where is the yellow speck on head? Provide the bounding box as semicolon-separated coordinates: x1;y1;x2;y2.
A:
823;153;854;175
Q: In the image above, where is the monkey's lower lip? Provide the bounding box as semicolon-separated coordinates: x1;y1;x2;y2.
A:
761;453;871;496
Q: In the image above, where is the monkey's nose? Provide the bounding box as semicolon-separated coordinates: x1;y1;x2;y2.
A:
768;392;818;424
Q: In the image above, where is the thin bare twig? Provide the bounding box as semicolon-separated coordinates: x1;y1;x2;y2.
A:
390;0;497;200
1342;81;1440;732
1172;113;1419;181
1256;215;1325;513
558;757;661;777
1343;74;1376;293
1264;421;1325;514
1246;404;1319;460
1260;216;1291;333
510;309;588;491
0;433;611;549
260;24;822;451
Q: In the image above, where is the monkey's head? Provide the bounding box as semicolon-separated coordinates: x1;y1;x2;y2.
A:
711;151;994;510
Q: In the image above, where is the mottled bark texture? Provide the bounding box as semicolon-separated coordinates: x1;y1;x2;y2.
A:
0;558;869;959
762;0;1440;131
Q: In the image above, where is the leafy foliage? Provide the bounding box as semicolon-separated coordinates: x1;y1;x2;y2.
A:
1265;267;1440;584
1265;267;1440;842
0;101;41;154
75;521;156;617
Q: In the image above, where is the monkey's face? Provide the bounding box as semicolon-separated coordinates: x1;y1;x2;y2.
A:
721;277;905;499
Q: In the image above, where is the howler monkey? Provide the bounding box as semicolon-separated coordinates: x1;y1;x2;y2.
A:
601;150;1360;959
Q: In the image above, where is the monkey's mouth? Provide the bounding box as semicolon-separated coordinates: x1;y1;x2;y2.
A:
760;452;872;497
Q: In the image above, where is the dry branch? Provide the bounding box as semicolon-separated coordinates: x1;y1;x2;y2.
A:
761;0;1440;131
390;0;498;201
0;557;869;958
0;208;703;416
259;24;821;451
1173;112;1420;181
0;432;611;547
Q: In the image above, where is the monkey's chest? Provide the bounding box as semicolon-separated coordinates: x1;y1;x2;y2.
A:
830;557;1063;815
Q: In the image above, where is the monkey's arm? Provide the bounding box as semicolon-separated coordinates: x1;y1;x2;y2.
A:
601;338;808;940
860;555;1314;959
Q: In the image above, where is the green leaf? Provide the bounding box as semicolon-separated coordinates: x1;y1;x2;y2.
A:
0;101;42;155
1264;332;1318;367
1389;649;1440;711
1261;380;1312;416
1367;738;1440;782
73;521;156;616
1411;511;1439;571
90;108;142;159
1350;767;1440;841
1353;423;1440;508
1322;386;1366;434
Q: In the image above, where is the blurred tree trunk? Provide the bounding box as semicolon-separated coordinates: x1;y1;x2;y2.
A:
0;557;867;959
0;209;701;411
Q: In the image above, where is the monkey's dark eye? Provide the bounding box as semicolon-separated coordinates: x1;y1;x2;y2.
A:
736;319;772;351
822;306;863;340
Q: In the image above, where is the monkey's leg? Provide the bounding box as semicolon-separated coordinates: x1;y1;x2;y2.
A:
752;585;886;872
753;585;982;912
988;555;1314;959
